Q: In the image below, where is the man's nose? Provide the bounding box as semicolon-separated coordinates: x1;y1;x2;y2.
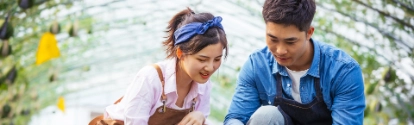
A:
276;46;287;55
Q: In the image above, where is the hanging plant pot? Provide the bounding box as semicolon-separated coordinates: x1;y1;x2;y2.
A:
49;72;58;82
20;109;30;116
49;21;61;34
5;66;17;84
1;104;11;118
87;27;93;34
0;40;12;57
0;19;14;40
18;0;35;10
68;22;78;37
383;67;396;82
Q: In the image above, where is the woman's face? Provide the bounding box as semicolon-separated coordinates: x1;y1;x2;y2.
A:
180;43;224;84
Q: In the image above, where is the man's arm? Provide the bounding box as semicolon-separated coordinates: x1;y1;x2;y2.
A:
331;64;365;125
224;56;262;125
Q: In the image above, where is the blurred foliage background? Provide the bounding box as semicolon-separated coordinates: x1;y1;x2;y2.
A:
0;0;413;125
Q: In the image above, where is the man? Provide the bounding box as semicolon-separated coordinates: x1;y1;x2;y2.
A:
224;0;365;125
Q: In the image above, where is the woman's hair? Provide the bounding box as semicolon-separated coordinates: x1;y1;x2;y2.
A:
163;7;228;59
262;0;316;32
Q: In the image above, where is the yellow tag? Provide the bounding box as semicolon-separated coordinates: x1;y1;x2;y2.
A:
36;32;60;65
57;96;65;113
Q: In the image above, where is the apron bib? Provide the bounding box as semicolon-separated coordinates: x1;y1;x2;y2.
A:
90;64;197;125
273;73;332;125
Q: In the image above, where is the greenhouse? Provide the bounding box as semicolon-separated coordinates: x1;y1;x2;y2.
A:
0;0;413;124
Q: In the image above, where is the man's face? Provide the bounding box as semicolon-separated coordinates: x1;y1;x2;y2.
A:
265;22;314;69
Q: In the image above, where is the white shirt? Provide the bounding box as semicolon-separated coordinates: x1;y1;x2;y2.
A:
285;67;308;103
104;59;212;125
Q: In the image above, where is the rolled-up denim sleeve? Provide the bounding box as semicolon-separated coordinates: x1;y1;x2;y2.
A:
331;63;365;125
224;57;261;125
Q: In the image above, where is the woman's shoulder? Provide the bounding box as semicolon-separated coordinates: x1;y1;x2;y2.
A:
129;64;162;87
137;65;158;75
125;65;164;100
136;60;170;76
133;60;173;86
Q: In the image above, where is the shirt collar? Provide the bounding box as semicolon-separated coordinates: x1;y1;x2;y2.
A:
272;38;320;78
307;38;321;78
162;59;205;96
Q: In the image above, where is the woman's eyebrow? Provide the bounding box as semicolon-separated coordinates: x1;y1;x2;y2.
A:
197;55;210;58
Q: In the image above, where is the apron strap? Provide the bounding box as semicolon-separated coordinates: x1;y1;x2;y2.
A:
191;97;197;112
313;77;323;99
276;73;283;98
153;64;167;112
153;64;198;113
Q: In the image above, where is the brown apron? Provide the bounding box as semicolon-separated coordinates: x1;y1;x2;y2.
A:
89;64;196;125
148;99;196;125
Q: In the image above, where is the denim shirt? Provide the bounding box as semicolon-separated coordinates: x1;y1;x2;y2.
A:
224;39;365;125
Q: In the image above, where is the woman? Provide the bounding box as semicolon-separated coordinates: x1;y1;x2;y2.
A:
99;7;228;125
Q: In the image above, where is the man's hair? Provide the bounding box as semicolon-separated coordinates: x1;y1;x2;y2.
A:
262;0;316;32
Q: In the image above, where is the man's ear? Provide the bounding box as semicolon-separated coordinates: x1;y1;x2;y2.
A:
176;48;182;59
306;26;314;40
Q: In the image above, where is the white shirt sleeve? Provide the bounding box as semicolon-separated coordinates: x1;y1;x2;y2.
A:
122;66;160;125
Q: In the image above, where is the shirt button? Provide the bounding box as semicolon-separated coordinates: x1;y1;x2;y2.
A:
287;84;291;87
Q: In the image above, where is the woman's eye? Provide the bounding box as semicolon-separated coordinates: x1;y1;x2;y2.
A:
214;59;221;62
198;59;206;62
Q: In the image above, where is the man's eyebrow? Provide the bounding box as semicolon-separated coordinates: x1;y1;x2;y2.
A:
267;33;277;39
284;37;298;41
267;34;297;41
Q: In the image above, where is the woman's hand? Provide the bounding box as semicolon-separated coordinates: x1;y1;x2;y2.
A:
177;111;205;125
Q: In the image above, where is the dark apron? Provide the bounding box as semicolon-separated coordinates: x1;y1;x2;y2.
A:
273;73;332;125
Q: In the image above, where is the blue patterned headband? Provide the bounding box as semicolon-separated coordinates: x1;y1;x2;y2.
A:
174;16;224;45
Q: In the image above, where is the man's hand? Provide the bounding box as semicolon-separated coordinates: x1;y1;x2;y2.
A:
177;111;205;125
